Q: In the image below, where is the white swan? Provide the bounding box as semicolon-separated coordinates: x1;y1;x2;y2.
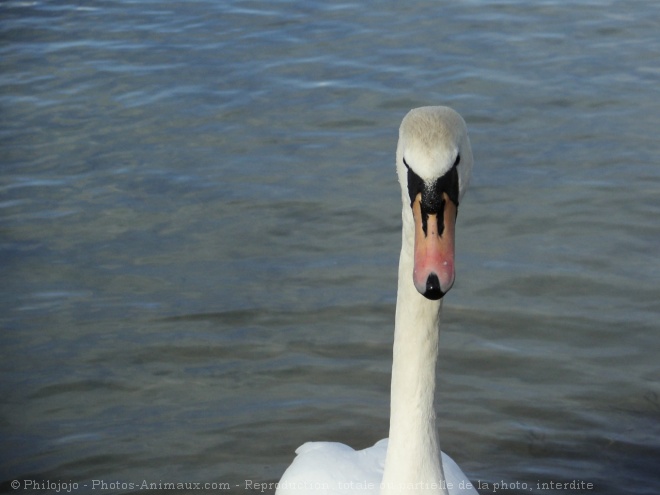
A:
276;107;478;495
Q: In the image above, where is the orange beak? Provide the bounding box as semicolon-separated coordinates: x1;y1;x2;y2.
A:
412;192;457;300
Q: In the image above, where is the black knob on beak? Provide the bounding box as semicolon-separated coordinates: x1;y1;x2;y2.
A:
423;273;445;300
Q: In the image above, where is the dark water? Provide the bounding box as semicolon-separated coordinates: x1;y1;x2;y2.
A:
1;1;659;494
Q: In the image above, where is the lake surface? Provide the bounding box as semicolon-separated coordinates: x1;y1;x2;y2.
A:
1;1;659;494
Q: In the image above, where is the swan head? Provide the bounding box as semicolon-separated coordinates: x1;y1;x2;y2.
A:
396;106;473;300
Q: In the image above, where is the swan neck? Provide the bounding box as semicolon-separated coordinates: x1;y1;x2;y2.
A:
381;235;447;495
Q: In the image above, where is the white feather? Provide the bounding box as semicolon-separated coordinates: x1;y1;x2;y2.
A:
277;107;479;495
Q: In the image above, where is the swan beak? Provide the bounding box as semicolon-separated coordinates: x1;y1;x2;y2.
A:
412;193;457;300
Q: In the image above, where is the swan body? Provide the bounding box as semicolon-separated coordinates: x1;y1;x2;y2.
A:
276;440;475;495
276;107;478;495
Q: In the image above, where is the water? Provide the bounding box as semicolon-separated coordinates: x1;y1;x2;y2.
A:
1;1;659;494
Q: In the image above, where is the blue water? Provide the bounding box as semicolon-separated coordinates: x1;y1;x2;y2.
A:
2;1;659;494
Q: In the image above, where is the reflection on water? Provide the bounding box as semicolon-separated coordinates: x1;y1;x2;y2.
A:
1;1;659;494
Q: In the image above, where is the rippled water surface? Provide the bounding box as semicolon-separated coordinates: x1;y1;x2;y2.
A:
2;1;659;494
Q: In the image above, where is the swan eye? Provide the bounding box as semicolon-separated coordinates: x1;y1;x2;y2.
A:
403;157;424;208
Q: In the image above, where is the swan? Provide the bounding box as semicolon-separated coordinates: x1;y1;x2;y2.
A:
276;106;478;495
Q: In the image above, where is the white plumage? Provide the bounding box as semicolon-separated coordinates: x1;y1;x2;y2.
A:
277;107;479;495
